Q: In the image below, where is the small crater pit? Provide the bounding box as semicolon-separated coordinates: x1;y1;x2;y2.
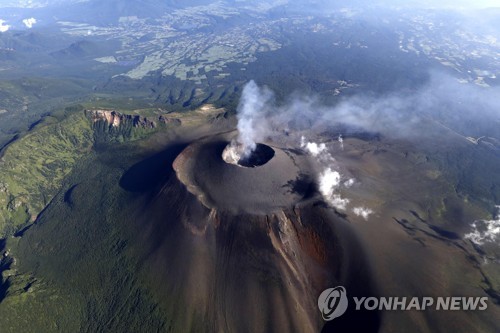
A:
222;143;275;168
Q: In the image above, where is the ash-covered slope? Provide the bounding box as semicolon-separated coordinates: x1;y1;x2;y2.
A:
127;132;380;332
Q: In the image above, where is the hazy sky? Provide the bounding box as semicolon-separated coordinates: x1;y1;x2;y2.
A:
0;0;499;11
380;0;500;9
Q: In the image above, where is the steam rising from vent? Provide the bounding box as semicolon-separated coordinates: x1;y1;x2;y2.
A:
23;17;37;28
300;136;351;211
0;20;10;33
353;207;374;220
465;206;500;245
300;136;373;218
227;80;273;161
221;72;497;219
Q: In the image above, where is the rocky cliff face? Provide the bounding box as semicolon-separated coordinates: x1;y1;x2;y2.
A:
85;109;180;129
85;109;180;142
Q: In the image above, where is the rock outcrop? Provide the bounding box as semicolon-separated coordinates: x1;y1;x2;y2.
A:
85;109;182;129
85;109;180;142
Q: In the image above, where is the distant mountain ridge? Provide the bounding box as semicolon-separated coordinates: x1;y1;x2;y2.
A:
0;0;89;9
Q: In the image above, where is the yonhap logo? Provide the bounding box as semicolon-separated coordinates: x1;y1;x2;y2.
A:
317;286;349;321
318;286;489;321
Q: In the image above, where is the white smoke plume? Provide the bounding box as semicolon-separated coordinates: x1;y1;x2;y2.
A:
22;17;37;28
230;80;273;160
300;136;374;218
0;19;10;33
267;72;500;144
465;206;500;245
353;207;374;220
344;178;355;188
318;168;341;197
231;73;498;218
317;166;350;211
301;139;327;157
301;136;352;210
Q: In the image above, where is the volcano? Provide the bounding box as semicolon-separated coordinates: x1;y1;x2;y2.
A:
124;131;380;332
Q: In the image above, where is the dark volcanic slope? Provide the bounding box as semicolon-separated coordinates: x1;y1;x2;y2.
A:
134;132;380;332
0;129;379;333
3;116;499;332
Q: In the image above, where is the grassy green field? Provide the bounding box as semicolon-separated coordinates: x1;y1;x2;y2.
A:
0;111;94;237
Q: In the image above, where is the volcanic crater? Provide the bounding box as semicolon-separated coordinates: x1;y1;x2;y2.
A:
173;133;316;214
222;142;276;168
